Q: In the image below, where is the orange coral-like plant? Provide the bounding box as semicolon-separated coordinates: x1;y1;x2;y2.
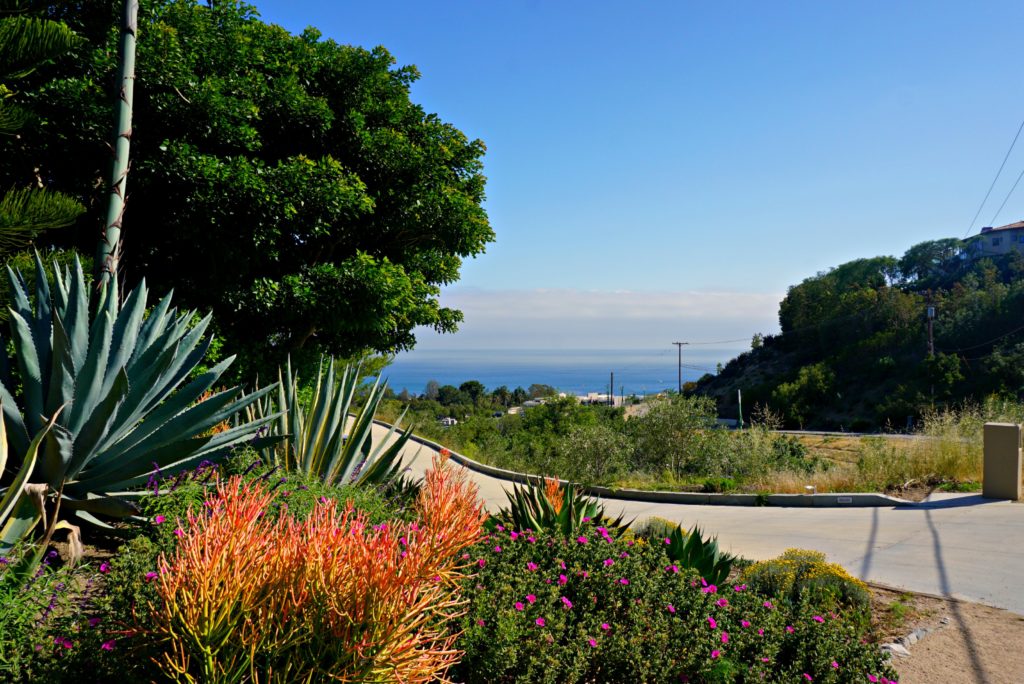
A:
149;456;486;683
543;475;564;514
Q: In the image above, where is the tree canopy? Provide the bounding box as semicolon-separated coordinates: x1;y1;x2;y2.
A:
696;239;1024;429
3;1;493;375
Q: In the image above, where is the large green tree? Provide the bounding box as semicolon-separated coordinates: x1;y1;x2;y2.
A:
0;1;84;256
3;1;492;376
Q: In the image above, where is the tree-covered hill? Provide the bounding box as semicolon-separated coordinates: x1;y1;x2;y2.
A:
691;239;1024;430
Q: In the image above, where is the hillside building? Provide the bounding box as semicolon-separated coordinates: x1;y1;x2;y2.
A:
967;221;1024;257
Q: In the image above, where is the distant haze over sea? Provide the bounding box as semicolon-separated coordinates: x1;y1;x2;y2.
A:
383;347;746;397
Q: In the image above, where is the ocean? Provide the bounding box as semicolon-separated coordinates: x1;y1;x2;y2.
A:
381;347;746;397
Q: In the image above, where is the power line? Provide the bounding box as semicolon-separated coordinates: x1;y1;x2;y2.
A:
964;114;1024;238
936;322;1024;353
988;165;1024;227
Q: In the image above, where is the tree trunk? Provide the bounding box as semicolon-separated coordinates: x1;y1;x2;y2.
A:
96;0;138;287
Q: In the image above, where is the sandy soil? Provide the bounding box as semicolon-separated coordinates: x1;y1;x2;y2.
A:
870;586;1024;684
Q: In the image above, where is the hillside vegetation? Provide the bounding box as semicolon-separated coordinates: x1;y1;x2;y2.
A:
692;239;1024;430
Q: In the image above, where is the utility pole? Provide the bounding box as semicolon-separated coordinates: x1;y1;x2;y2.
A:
926;292;936;407
672;342;689;393
609;371;614;406
620;385;624;407
737;389;743;429
926;291;935;358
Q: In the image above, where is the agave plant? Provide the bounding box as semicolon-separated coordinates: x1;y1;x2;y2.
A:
494;477;629;537
245;356;413;488
665;522;736;586
0;255;277;552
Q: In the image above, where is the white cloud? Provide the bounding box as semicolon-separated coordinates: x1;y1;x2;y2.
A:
414;288;784;349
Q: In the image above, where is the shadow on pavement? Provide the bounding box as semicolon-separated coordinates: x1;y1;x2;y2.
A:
897;494;1002;510
925;508;989;683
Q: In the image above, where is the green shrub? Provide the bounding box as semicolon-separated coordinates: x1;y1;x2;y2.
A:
632;516;679;542
454;529;895;683
702;477;737;493
742;549;871;618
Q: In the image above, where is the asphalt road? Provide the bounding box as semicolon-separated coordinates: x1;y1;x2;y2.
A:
381;424;1024;615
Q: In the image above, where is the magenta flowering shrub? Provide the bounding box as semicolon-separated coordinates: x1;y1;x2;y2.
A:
453;526;897;683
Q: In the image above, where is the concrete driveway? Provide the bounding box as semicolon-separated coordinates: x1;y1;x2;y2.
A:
384;424;1024;615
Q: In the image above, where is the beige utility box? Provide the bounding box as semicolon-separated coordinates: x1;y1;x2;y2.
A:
982;423;1022;500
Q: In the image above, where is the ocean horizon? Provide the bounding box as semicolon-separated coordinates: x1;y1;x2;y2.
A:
381;347;747;397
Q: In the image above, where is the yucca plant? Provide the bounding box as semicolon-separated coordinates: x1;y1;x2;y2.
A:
665;522;735;586
494;477;629;537
246;356;414;489
0;255;277;553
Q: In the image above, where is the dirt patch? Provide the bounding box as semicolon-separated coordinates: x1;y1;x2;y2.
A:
869;585;1024;683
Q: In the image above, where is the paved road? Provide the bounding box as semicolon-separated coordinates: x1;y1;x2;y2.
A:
382;424;1024;615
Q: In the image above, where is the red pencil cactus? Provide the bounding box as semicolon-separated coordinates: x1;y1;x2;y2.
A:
149;456;486;683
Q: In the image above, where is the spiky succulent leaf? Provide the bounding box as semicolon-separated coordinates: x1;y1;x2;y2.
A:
0;255;276;527
249;356;410;489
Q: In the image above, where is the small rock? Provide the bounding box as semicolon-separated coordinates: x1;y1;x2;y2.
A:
912;628;929;641
901;632;918;646
881;643;912;658
940;616;951;625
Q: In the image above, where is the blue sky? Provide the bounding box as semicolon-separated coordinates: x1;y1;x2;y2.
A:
252;0;1024;350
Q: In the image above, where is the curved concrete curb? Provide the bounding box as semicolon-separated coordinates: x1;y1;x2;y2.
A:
376;420;912;508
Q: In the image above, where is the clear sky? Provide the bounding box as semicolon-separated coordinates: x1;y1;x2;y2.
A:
251;0;1024;351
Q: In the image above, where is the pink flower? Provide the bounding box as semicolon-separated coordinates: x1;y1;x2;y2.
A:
619;551;629;558
580;570;590;578
757;628;764;636
515;602;525;611
761;657;770;663
601;623;610;631
476;619;485;626
477;558;486;568
88;617;101;628
664;537;671;544
721;631;729;644
510;531;519;540
153;515;166;525
526;594;537;604
603;558;615;567
535;617;546;627
528;536;536;543
558;574;568;585
702;584;718;594
667;604;676;614
786;625;794;633
99;561;110;574
618;578;629;585
561;596;573;609
763;600;773;609
144;571;158;582
100;640;115;651
494;545;502;553
173;528;184;538
496;524;505;532
560;560;567;569
588;638;598;648
741;619;751;628
577;536;588;544
400;536;408;546
831;661;839;669
868;676;879;683
716;598;728;607
803;675;813;681
582;516;591;522
665;564;679;573
707;617;717;629
711;649;720;659
527;561;538;571
813;615;825;623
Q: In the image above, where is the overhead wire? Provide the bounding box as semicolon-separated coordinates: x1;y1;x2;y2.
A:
964;114;1024;238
